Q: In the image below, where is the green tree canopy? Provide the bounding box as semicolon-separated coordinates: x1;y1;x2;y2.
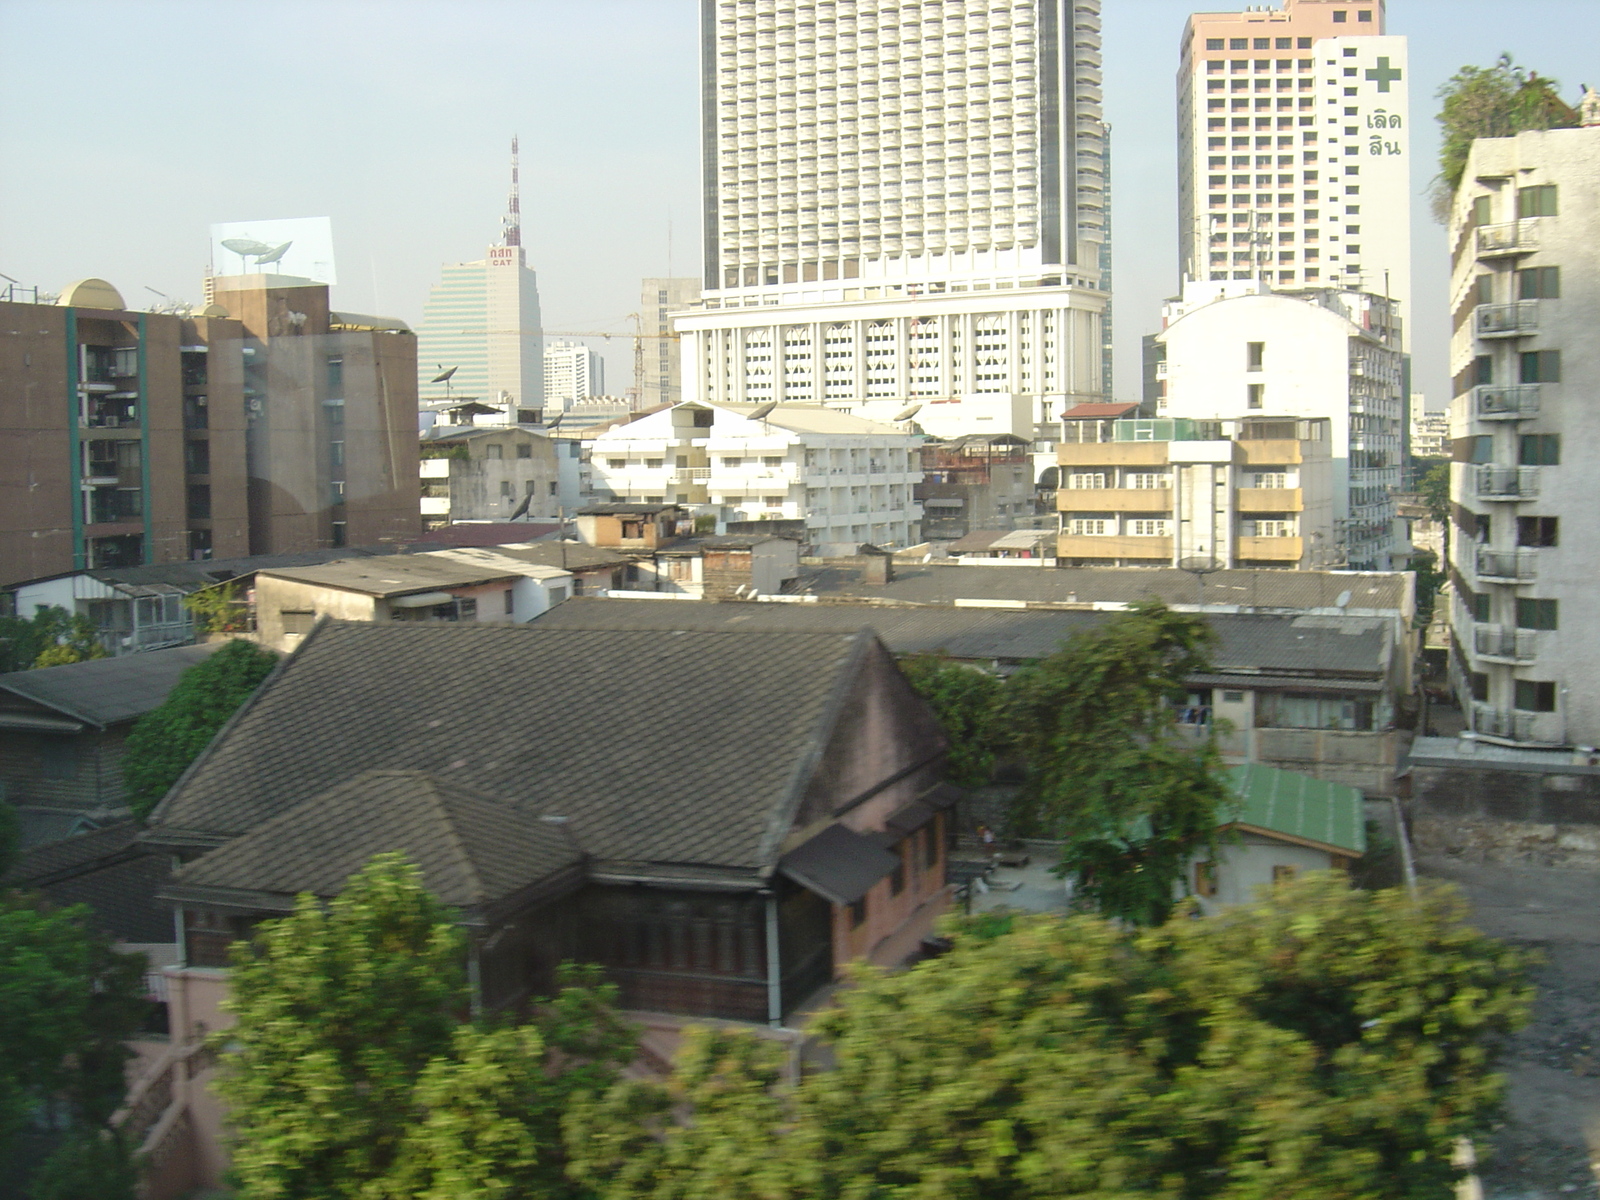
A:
0;893;148;1171
567;874;1531;1200
0;606;108;673
219;854;636;1200
1006;600;1230;924
896;654;1006;788
1433;54;1578;218
122;637;279;820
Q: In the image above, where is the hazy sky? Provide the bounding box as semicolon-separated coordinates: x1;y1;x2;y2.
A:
2;0;1595;406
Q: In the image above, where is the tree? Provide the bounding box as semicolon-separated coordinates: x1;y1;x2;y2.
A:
567;874;1532;1200
219;855;636;1200
1418;460;1450;526
1410;549;1447;630
217;854;469;1200
181;581;252;634
896;654;1005;788
122;638;279;819
0;893;149;1174
0;606;108;673
1005;600;1230;924
1432;55;1578;218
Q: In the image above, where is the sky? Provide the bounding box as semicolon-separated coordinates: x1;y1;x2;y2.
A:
2;0;1596;406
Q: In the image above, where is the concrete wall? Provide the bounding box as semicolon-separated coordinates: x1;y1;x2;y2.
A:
253;575;379;650
1409;759;1600;867
1188;833;1337;914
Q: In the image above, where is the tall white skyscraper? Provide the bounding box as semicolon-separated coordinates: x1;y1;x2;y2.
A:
543;341;605;410
1175;0;1410;349
674;0;1111;430
417;140;544;419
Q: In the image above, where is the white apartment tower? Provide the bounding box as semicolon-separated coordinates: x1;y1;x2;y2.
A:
1448;122;1600;747
674;0;1111;433
1176;0;1410;350
416;140;545;420
543;341;605;411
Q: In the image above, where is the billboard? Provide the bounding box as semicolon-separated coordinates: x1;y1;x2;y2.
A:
209;216;337;284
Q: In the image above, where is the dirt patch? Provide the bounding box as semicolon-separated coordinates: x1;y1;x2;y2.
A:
1419;856;1600;1198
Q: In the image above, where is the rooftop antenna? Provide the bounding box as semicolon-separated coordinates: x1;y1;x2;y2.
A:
430;365;458;402
503;135;521;248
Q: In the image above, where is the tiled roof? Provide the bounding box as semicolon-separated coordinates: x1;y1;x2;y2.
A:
5;822;173;943
169;770;583;913
529;599;1389;679
1062;403;1141;419
1224;763;1367;855
148;622;871;875
0;641;222;728
10;547;395;592
407;523;563;547
800;562;1411;615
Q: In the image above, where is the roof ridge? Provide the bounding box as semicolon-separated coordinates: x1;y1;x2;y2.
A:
422;777;489;907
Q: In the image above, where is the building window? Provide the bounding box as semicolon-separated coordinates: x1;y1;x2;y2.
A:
281;610;316;635
1517;184;1558;218
1206;37;1224;49
1518;434;1560;465
186;484;211;519
1514;680;1557;712
517;443;533;459
38;739;78;780
1517;516;1558;547
503;589;514;615
1515;598;1558;631
1129;520;1170;536
1272;865;1298;884
1066;519;1112;535
500;481;514;498
1516;266;1560;299
1194;860;1217;897
888;843;906;896
1474;355;1493;386
1468;591;1491;622
326;356;344;398
487;444;504;460
1358;7;1372;18
1247;383;1265;409
331;521;347;547
1470;672;1490;702
1066;473;1107;489
1247;341;1265;371
849;896;867;928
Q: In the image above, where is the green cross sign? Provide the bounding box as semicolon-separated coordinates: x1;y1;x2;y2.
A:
1366;57;1403;92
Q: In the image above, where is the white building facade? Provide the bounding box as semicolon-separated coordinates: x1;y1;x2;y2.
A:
1447;123;1600;747
543;341;605;411
1155;281;1403;569
675;0;1111;433
588;401;923;547
416;243;544;420
1176;0;1411;348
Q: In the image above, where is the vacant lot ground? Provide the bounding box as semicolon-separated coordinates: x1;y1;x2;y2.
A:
1420;855;1600;1198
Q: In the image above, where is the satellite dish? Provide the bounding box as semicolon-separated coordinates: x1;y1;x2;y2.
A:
221;238;271;256
430;366;458;384
747;402;778;420
1178;556;1221;575
1335;590;1352;608
254;241;293;265
892;403;922;422
544;413;564;430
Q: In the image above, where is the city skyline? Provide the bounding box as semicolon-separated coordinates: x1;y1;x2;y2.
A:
2;0;1596;407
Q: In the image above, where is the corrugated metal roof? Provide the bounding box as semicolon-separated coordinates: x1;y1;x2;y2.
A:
1225;763;1366;854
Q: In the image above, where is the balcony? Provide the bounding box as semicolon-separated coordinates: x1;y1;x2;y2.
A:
1054;487;1171;513
1474;220;1540;258
1473;624;1537;664
1475;546;1537;583
1472;704;1535;742
674;467;712;483
1472;465;1540;501
1474;301;1539;338
419;458;450;479
1236;487;1304;514
1474;383;1541;420
1236;535;1304;562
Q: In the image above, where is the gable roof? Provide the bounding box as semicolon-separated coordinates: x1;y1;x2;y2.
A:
167;770;583;917
258;553;523;598
1223;763;1366;855
148;621;875;880
1062;402;1141;420
529;598;1390;679
0;641;222;729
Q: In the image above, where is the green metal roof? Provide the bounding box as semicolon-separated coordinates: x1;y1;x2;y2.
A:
1224;764;1366;855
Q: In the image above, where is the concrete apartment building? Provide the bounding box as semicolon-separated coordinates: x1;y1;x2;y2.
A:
917;434;1036;541
418;425;561;529
1176;0;1410;341
588;401;924;546
673;0;1111;435
1154;280;1402;568
1;274;417;589
542;341;604;411
1410;408;1448;459
1056;415;1334;568
641;277;699;408
1447;122;1600;748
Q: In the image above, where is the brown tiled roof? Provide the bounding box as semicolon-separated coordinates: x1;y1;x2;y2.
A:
168;770;583;914
1062;402;1141;419
147;622;872;877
